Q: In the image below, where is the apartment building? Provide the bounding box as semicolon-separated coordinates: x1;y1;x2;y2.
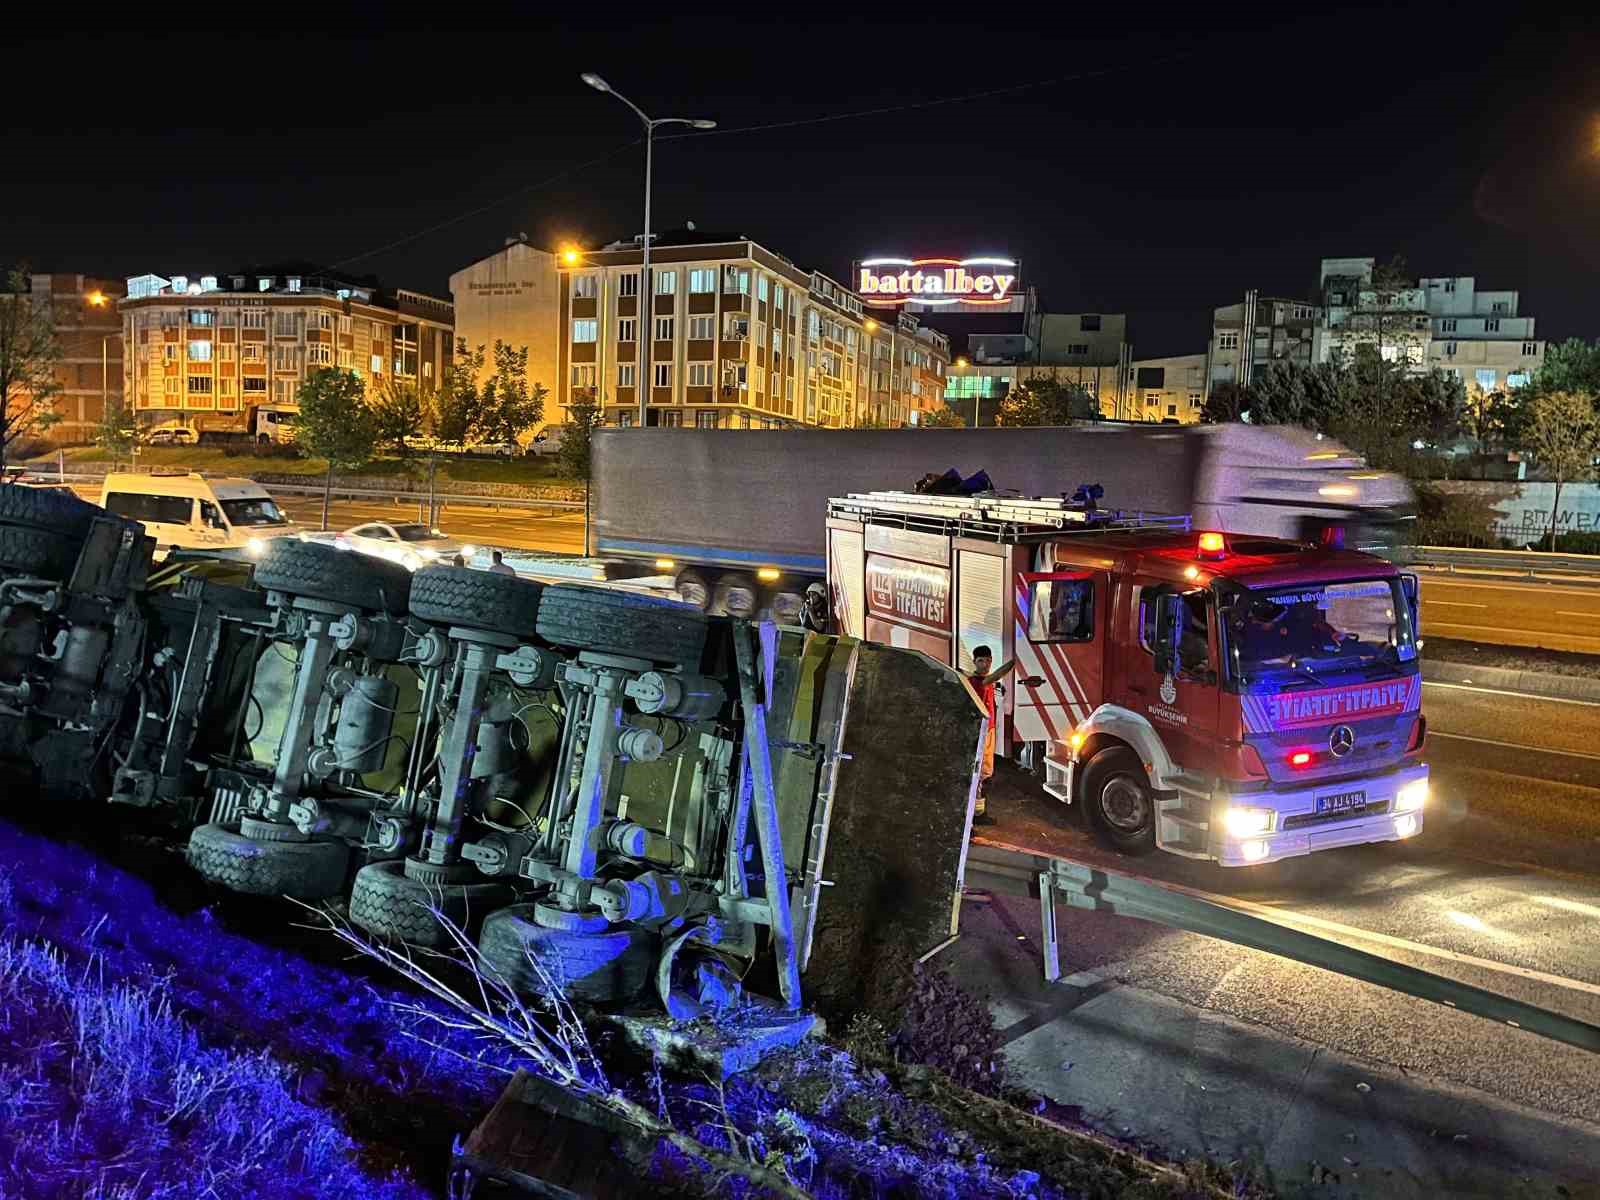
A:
559;230;942;430
1419;273;1543;393
1206;293;1324;395
23;273;126;445
449;236;563;431
945;311;1131;425
860;309;952;427
1128;353;1208;423
120;271;453;434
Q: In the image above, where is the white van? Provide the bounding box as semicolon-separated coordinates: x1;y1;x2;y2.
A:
101;472;298;556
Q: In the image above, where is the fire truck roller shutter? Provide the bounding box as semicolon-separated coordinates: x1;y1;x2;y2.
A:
828;527;865;638
956;550;1005;674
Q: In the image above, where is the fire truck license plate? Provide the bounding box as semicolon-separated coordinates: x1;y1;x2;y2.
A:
1315;789;1366;815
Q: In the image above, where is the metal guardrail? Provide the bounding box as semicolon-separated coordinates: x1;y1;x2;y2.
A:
36;471;584;513
965;840;1600;1055
1407;545;1600;578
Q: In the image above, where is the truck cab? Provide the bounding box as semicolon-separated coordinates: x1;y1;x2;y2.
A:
826;491;1428;866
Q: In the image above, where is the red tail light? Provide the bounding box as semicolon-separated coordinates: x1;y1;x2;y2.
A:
1289;750;1313;768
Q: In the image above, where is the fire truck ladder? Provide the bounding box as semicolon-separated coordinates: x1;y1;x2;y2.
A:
827;491;1192;543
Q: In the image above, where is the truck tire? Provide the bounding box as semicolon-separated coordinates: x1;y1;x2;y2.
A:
0;526;82;579
253;539;411;615
409;566;544;639
535;584;707;667
186;821;350;898
348;859;514;948
1082;746;1157;854
0;483;100;539
478;904;655;1004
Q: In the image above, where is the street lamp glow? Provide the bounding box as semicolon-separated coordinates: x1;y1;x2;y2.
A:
955;357;969;368
87;290;107;307
580;72;610;93
562;247;581;265
689;119;717;130
864;319;879;332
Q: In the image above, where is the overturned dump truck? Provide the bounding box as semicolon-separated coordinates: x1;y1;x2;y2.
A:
0;483;981;1019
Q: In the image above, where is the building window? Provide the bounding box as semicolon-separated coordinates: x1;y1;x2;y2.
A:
338;315;352;334
1507;371;1531;389
653;315;674;341
572;364;597;389
187;340;211;362
1166;404;1177;417
370;353;384;375
618;364;636;388
242;376;267;394
723;267;750;294
242;308;266;329
653;363;673;388
687;362;714;387
313;311;332;332
695;410;718;429
286;277;302;293
1444;279;1456;294
218;309;237;327
241;343;263;362
617;411;634;428
1218;332;1240;350
338;349;353;368
306;344;332;367
725;316;749;340
1484;318;1500;333
216;343;235;362
163;377;178;395
688;269;716;294
188;375;213;394
1440;319;1457;333
618;318;637;342
1522;342;1539;356
757;275;770;302
273;312;299;337
218;378;234;399
772;330;782;353
1491;301;1508;314
655;270;677;295
774;283;785;309
274;346;299;371
1444;341;1457;356
688;316;714;341
188;310;214;327
618;272;639;298
274;379;295;403
573;274;598;299
1189;391;1202;408
1067;343;1089;355
572;319;598;343
658;410;682;428
1475;368;1498;392
1144;391;1159;407
1080;314;1101;332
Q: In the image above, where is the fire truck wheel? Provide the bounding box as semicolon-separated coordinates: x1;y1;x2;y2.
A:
535;584;708;668
252;539;412;616
348;859;515;948
186;821;350;898
0;482;101;540
0;526;83;579
409;566;545;639
1083;746;1157;854
478;904;656;1004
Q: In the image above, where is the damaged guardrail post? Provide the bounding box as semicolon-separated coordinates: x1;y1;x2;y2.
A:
733;620;801;1010
1039;871;1062;984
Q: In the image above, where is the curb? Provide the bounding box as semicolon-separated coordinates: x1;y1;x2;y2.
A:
1423;658;1600;703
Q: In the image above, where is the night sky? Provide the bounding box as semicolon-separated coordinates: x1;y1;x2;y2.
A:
6;13;1597;357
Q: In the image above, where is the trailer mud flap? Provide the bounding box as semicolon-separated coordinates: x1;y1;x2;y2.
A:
778;636;983;1017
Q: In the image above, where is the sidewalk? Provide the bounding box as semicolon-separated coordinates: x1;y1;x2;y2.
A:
946;895;1600;1200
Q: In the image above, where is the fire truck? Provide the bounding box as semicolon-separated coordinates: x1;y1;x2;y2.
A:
825;490;1428;866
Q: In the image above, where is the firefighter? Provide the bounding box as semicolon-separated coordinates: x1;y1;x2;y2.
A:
800;582;829;633
968;645;1015;826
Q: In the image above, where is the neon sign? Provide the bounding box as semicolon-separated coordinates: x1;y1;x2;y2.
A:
857;257;1018;306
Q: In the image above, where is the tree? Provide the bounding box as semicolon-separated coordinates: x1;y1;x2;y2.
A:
1200;381;1249;424
476;341;546;445
557;399;600;481
1525;390;1599;551
296;368;377;530
917;406;965;429
1461;387;1526;475
96;399;140;460
370;378;425;456
995;377;1099;427
0;269;64;466
430;340;485;449
1529;338;1600;405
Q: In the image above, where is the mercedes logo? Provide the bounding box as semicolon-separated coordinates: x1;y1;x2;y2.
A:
1329;725;1356;757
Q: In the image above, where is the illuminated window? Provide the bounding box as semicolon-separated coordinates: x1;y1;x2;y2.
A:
687;362;713;387
1189;391;1201;407
572;364;596;389
1475;369;1497;392
757;275;769;302
618;318;637;342
313;311;332;332
1507;372;1530;389
653;315;673;341
370;353;384;375
654;270;677;295
286;277;302;293
723;267;750;294
188;309;213;327
187;341;213;361
774;283;785;309
618;272;639;297
688;316;714;340
573;274;598;299
572;319;598;343
689;269;716;294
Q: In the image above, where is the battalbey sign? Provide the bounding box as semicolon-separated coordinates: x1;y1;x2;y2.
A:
856;257;1018;306
865;554;951;633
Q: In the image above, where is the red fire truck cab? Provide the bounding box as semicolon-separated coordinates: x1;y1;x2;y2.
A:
825;491;1428;866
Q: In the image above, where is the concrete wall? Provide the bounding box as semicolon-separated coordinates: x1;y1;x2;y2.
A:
449;241;562;432
1437;481;1600;543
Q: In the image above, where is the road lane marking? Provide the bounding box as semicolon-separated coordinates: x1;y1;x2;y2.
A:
1534;895;1600;919
1428;600;1487;608
1424;580;1600;600
1428;730;1600;762
1423;681;1600;708
1558;611;1597;618
1424;620;1600;644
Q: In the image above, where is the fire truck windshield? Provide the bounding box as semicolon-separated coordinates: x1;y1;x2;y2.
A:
1222;578;1413;688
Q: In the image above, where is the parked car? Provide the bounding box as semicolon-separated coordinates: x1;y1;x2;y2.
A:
467;441;522;458
146;426;198;446
526;426;567;457
334;522;475;570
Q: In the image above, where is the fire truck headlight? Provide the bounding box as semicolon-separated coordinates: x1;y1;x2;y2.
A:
1394;780;1428;813
1394;814;1419;838
1240;839;1271;862
1222;805;1273;838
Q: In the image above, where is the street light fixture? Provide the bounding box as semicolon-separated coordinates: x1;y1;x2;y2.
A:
581;72;715;429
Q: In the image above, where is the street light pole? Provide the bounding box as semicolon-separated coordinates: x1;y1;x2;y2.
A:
581;73;715;431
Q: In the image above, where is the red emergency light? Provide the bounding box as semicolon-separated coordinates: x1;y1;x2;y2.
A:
1197;531;1226;559
1320;525;1346;550
1288;750;1314;768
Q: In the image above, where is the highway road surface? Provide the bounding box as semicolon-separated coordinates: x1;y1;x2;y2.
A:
964;684;1600;1192
1420;573;1600;655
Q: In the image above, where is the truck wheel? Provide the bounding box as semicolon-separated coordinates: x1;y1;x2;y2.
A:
348;859;514;948
253;539;411;615
1083;746;1157;854
478;904;655;1004
186;821;350;898
409;566;544;639
0;483;101;539
535;584;707;667
0;526;83;579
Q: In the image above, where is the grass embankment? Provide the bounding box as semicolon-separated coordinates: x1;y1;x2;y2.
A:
39;446;571;487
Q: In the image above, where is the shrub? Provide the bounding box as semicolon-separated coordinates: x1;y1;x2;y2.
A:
1411;483;1505;548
